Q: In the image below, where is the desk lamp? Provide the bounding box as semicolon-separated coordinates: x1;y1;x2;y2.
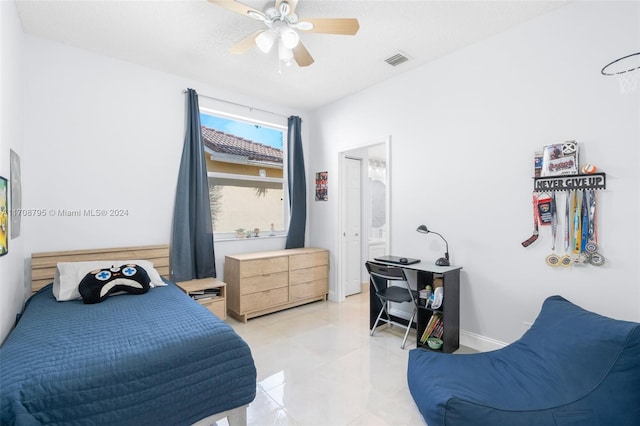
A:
416;224;450;266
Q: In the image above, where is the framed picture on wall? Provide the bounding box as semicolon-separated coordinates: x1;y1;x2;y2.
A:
10;149;21;239
315;171;328;201
0;176;8;256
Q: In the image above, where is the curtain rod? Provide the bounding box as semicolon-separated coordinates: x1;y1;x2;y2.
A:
183;89;289;120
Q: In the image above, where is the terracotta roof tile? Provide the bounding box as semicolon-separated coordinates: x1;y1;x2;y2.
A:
201;126;282;164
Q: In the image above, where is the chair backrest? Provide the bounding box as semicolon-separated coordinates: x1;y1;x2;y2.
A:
366;261;417;305
365;261;408;282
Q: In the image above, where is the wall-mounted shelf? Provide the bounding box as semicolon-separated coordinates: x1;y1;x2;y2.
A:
533;172;606;192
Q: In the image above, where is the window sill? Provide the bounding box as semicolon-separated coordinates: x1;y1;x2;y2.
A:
215;234;287;243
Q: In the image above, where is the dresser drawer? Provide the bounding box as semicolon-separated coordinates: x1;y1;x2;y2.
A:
240;256;288;278
242;287;288;312
241;271;288;295
290;279;328;301
289;251;329;270
290;265;328;285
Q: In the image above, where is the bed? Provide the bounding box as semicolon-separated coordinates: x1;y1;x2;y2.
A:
0;245;256;426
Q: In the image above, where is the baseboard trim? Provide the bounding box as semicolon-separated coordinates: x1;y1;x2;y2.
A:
460;330;508;352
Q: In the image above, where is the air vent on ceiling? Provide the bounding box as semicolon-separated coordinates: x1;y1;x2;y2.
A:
384;52;410;67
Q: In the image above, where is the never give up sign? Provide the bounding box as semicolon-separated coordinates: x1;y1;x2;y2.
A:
534;173;606;192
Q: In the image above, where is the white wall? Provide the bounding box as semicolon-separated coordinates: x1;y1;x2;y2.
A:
0;1;27;343
21;34;308;254
309;1;640;347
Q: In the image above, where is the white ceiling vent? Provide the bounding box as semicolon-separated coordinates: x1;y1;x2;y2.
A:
385;52;410;67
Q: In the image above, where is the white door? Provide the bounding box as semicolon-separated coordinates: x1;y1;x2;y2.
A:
344;157;362;296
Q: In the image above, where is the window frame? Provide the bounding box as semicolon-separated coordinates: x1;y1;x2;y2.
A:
199;107;289;240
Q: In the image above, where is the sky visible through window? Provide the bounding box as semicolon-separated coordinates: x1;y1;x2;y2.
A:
200;113;283;150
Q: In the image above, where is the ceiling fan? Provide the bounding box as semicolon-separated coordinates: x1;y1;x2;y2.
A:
208;0;360;67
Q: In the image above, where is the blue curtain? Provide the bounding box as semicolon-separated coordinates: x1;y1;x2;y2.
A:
285;116;306;249
170;89;216;281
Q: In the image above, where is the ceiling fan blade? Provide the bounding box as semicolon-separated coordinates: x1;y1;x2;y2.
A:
299;18;360;35
276;0;298;16
208;0;266;20
293;42;314;67
229;30;263;54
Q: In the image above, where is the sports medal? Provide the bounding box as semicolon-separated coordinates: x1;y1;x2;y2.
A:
580;190;589;253
585;190;605;266
586;189;598;253
589;253;605;266
545;192;560;267
546;255;560;266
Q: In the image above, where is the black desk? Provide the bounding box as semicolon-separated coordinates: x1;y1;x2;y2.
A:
368;259;463;353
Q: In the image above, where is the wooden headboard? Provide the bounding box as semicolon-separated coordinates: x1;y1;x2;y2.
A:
31;245;170;293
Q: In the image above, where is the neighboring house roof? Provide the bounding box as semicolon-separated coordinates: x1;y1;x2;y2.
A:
201;126;282;166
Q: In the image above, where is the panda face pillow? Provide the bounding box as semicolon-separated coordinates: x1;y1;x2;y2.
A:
79;264;151;304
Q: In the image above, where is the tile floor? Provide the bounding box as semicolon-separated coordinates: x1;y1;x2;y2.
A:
219;291;475;426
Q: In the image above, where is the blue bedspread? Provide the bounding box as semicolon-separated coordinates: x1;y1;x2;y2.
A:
1;282;256;425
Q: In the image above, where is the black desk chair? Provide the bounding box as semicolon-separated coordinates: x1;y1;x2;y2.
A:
366;261;419;349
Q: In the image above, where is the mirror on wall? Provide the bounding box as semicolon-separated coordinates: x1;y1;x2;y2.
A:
366;143;388;266
369;160;386;238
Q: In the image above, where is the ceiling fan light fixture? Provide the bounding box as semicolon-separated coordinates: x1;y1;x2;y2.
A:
280;27;299;49
278;40;294;63
278;1;291;17
256;31;276;53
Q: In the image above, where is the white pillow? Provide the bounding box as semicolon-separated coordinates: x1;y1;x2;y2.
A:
53;260;167;301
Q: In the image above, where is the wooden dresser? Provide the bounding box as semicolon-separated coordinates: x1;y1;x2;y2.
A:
224;248;329;322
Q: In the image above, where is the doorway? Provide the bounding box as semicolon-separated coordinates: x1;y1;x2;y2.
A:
338;137;391;302
343;157;362;297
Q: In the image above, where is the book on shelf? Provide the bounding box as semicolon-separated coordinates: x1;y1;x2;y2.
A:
430;320;444;339
194;296;216;301
420;313;442;344
420;319;434;344
193;296;214;301
192;290;220;301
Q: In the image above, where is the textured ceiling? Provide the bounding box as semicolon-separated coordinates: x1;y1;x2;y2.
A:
15;0;569;111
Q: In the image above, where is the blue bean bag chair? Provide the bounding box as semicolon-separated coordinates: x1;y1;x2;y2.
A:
407;295;640;426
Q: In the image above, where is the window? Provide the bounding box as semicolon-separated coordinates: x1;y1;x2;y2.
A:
200;110;287;238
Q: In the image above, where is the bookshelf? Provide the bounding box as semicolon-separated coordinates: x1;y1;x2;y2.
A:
415;268;461;353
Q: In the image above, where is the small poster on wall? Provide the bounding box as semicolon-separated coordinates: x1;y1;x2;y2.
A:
540;141;579;177
315;171;328;201
0;176;8;256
